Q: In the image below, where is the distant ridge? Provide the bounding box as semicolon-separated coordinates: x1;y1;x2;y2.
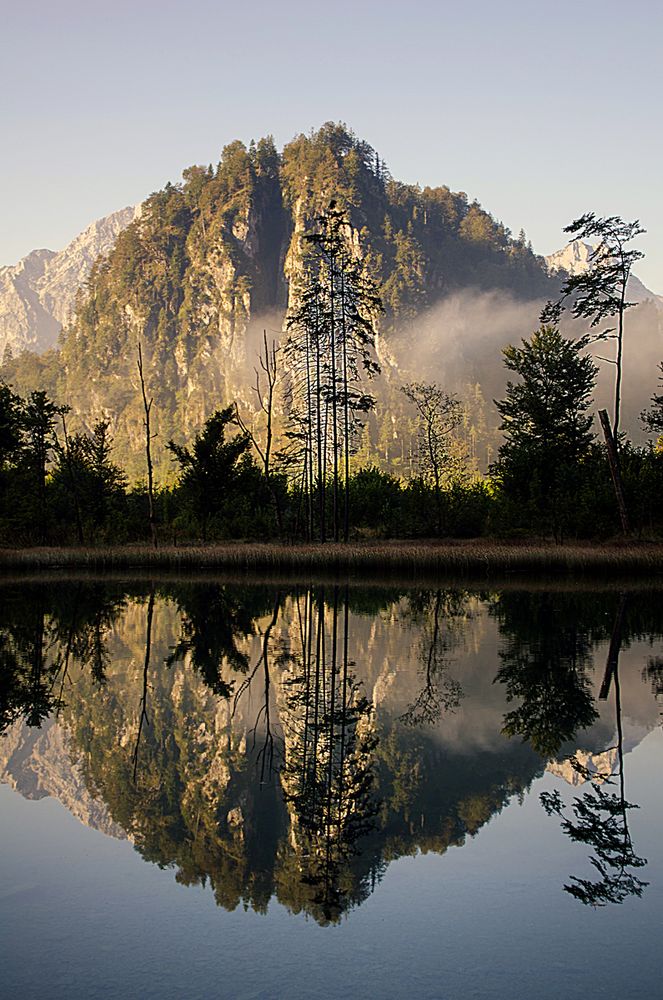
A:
0;204;141;359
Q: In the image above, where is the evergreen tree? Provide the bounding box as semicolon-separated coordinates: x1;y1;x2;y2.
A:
0;383;23;470
53;419;127;541
167;406;251;541
20;390;68;543
285;202;382;542
494;325;598;537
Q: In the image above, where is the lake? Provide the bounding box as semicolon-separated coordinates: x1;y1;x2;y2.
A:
1;578;661;999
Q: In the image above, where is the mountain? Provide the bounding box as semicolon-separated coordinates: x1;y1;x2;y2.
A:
0;716;126;839
0;124;559;477
0;205;141;359
2;124;661;476
545;239;662;305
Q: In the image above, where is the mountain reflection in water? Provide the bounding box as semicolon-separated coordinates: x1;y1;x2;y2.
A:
0;580;661;924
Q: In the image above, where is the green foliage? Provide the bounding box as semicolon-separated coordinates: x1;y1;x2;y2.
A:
641;362;663;437
51;420;129;543
0;383;23;468
167;406;252;540
347;466;402;536
493;325;598;538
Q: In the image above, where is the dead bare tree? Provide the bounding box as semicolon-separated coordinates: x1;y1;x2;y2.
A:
235;330;280;479
235;330;283;534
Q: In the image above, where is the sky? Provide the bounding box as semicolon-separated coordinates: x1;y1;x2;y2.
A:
1;0;661;289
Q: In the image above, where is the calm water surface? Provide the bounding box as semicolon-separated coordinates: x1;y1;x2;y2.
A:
1;579;661;999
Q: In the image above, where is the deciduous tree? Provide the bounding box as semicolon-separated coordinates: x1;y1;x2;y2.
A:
401;381;464;535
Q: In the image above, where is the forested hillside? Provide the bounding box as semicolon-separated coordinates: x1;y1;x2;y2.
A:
1;124;556;479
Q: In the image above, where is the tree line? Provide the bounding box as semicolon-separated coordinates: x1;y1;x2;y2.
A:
0;207;661;546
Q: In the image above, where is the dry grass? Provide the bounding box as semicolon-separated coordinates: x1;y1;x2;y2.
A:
1;539;662;580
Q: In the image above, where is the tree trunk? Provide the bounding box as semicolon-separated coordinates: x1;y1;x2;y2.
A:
598;408;630;534
137;342;158;549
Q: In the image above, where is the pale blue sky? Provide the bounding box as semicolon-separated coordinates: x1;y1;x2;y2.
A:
2;0;661;289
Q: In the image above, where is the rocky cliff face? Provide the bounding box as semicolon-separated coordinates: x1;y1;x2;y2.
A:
0;205;141;359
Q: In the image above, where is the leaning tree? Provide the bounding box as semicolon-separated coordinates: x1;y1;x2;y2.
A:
542;213;645;439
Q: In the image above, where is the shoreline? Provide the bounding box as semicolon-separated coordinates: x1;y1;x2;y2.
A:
1;540;663;580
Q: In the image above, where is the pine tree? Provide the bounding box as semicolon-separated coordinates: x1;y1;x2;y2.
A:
494;325;598;538
285;202;381;541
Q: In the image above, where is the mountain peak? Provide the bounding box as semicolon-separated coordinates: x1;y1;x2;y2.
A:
545;239;594;276
0;204;141;357
545;239;661;303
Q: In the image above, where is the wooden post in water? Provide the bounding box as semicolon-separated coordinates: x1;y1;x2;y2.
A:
598;408;630;535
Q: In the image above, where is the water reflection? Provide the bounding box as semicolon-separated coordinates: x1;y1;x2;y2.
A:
0;580;661;922
538;596;648;905
399;590;465;727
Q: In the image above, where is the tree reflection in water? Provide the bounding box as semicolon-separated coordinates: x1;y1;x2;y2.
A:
0;582;126;734
540;596;648;905
132;588;155;783
233;585;379;923
1;581;661;921
643;655;663;721
495;592;648;906
493;591;599;758
400;589;464;727
166;583;270;698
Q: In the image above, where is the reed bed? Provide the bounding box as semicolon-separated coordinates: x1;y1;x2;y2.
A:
1;540;662;579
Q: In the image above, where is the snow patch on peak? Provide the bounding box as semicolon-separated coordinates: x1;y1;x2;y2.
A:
545;240;593;276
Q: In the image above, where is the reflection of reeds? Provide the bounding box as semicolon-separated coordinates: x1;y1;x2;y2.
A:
2;541;663;577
